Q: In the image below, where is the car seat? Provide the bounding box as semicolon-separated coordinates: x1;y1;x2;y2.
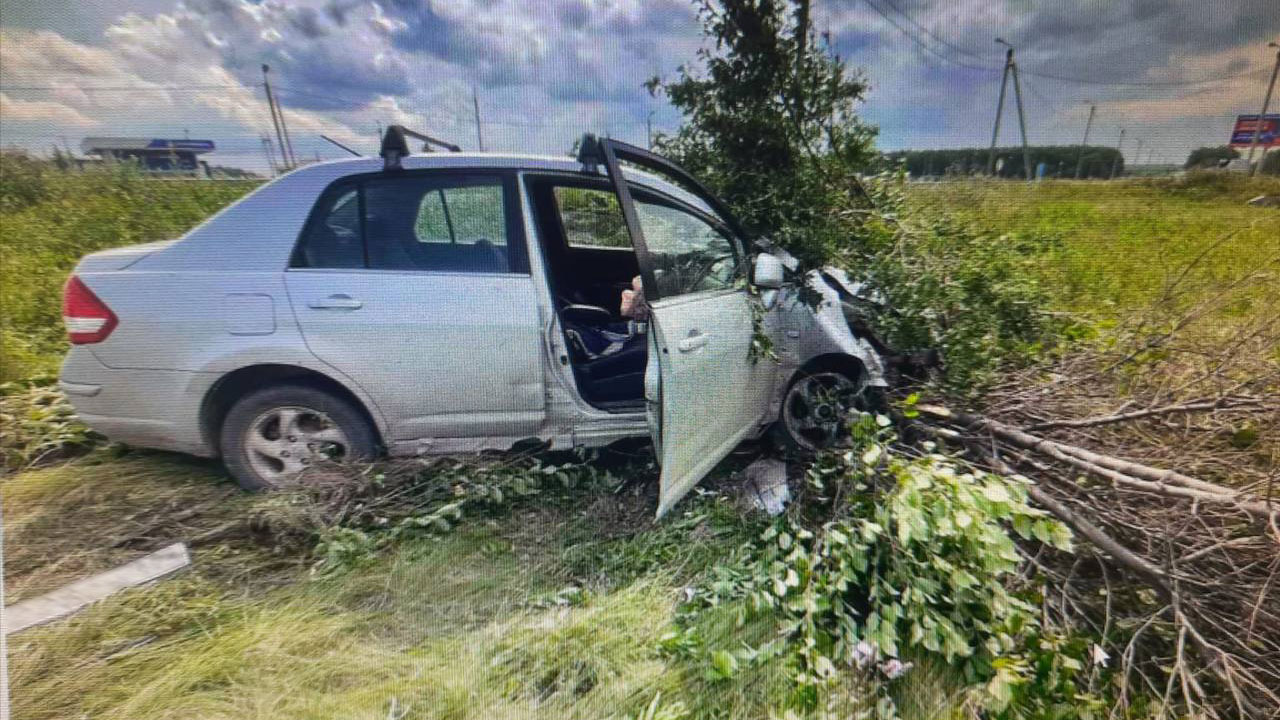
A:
560;304;647;403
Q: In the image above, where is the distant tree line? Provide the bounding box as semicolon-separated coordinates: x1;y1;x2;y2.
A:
883;146;1124;179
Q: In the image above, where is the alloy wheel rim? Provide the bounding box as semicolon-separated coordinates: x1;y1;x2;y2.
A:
244;405;350;485
781;372;867;451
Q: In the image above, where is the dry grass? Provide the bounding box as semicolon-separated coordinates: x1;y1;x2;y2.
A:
5;447;963;719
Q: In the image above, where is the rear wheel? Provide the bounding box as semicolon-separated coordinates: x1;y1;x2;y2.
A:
220;384;376;491
773;368;880;454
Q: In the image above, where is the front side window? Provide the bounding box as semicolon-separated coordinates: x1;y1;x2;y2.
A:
634;199;741;298
553;186;632;249
293;173;525;274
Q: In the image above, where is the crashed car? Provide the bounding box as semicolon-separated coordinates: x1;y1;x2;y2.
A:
59;128;890;516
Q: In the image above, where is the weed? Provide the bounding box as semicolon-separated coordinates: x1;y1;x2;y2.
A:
0;152;259;379
0;381;99;471
685;414;1092;718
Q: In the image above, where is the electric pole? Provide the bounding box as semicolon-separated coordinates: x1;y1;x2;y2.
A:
1110;128;1125;179
988;39;1034;180
1074;103;1096;179
1245;41;1279;177
472;86;485;152
647;110;655;150
261;64;293;170
1010;52;1033;180
986;46;1012;176
260;136;278;177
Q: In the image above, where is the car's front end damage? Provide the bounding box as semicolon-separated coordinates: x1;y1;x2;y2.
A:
768;269;890;387
758;245;939;400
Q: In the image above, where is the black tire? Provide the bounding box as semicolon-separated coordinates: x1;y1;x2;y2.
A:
220;384;377;491
771;366;884;456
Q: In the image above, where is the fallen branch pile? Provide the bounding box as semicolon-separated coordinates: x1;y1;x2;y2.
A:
917;403;1278;718
907;295;1280;717
899;235;1280;718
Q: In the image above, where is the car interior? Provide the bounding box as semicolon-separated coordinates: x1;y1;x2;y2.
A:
526;176;650;410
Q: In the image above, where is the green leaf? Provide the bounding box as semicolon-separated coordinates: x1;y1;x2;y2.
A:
709;650;738;680
983;482;1010;504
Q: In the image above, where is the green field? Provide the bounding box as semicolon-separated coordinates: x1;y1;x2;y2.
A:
0;156;260;380
911;174;1280;329
4;165;1279;719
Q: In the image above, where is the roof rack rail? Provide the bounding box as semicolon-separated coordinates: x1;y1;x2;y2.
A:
380;125;463;171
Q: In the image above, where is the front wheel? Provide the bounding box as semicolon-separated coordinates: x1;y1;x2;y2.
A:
220;384;377;491
772;368;881;454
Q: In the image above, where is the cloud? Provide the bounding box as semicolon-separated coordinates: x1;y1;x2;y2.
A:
819;0;1279;160
0;92;100;127
1;0;1275;170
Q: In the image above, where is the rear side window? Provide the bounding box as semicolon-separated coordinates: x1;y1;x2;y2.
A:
416;184;507;246
293;187;365;269
292;173;527;274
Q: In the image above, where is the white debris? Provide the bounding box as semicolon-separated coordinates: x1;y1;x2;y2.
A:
1248;195;1280;207
1090;643;1111;667
746;458;790;516
3;543;191;635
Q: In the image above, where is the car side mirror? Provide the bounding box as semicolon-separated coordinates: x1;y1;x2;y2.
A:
753;252;784;289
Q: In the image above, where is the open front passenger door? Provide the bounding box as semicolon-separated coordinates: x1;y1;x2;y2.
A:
580;136;777;517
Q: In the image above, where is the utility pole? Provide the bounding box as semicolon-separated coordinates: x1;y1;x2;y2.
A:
1110;128;1125;179
261;136;278;177
1009;51;1033;180
986;46;1012;176
1245;41;1279;177
1134;138;1144;170
989;39;1033;180
261;64;293;170
647;110;655;150
1074;103;1096;179
472;86;485;151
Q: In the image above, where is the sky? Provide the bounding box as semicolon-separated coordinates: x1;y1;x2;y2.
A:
1;0;1277;174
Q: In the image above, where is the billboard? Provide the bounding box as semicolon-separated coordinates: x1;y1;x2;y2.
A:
1229;114;1280;147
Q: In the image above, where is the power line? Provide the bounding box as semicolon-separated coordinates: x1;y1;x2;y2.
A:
860;0;1000;72
861;0;1268;87
875;0;991;62
1022;67;1266;87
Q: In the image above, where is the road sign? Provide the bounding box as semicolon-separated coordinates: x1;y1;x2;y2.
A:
1229;114;1280;147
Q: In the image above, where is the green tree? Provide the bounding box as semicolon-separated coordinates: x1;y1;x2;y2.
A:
646;0;877;267
1183;145;1239;169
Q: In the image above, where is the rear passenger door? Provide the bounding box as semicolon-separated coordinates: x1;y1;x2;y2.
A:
285;171;547;446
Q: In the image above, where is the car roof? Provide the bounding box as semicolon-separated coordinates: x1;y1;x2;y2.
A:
290;152;717;217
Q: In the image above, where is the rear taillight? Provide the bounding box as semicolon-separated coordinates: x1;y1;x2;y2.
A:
63;275;118;344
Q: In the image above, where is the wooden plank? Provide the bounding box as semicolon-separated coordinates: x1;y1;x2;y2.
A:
3;543;191;636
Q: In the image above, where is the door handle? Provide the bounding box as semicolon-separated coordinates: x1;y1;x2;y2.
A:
307;294;363;310
677;331;710;353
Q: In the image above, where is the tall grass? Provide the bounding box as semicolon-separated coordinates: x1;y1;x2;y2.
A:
5;450;962;720
0;152;259;380
910;174;1280;328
